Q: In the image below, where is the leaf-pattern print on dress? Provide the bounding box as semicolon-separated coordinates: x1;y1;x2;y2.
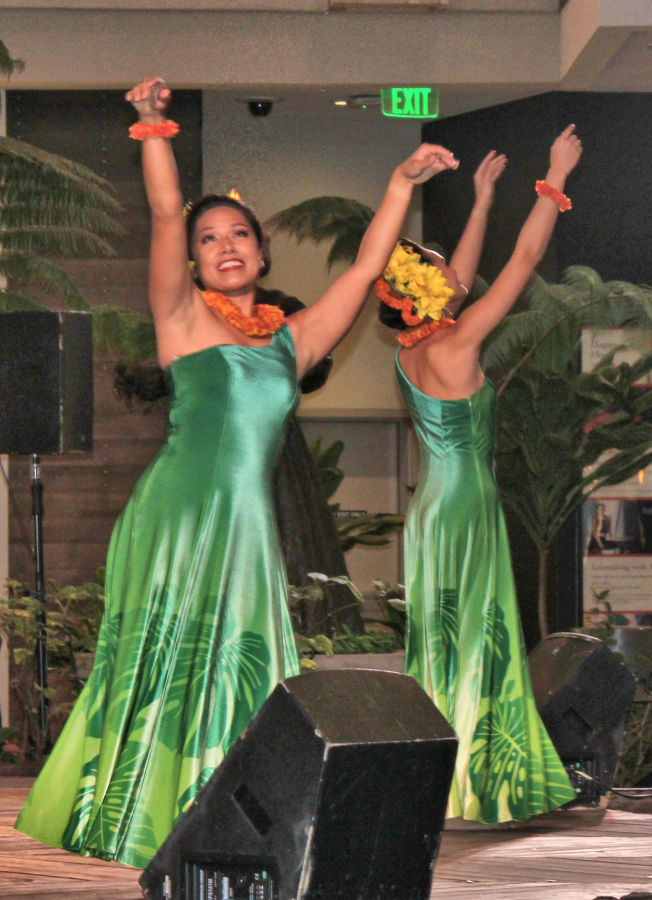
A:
478;600;511;699
430;588;459;715
60;589;271;866
467;677;528;819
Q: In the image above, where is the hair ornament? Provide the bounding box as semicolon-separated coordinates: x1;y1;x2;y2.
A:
375;241;455;327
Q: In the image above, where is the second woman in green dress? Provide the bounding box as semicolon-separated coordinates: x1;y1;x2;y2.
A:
378;126;584;823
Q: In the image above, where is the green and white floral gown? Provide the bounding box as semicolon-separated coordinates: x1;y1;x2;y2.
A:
396;357;576;823
16;326;301;867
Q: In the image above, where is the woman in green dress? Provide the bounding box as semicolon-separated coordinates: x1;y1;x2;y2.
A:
15;77;459;867
377;125;583;823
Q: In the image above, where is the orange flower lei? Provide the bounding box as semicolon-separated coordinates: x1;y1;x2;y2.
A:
129;120;180;140
201;290;285;336
398;318;455;347
374;277;423;326
535;180;572;211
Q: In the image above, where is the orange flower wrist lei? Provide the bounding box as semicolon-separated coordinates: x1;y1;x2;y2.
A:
535;180;572;211
129;120;180;140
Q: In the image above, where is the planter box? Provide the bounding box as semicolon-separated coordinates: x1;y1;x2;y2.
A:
312;651;405;673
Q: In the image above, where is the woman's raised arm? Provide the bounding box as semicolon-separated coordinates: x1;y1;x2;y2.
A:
125;77;195;326
453;124;582;348
288;143;459;378
446;149;507;317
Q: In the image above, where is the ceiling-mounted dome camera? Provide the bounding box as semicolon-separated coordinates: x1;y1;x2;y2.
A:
248;100;273;117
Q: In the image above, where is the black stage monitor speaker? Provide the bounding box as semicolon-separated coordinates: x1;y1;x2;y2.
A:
0;311;93;454
529;632;636;803
140;669;458;900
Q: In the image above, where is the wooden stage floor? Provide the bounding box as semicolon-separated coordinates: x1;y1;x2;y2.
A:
1;778;651;899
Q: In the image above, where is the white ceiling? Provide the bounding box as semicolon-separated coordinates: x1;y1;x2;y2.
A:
1;0;650;120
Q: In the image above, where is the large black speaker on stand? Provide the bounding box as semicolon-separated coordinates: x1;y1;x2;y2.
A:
0;311;93;454
529;632;636;804
140;669;458;900
0;310;93;738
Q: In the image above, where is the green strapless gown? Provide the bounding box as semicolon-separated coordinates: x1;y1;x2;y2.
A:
396;356;576;823
16;326;301;867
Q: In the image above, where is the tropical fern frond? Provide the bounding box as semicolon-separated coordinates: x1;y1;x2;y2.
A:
1;225;119;258
483;268;652;381
0;289;47;311
481;307;543;373
265;197;374;268
0;136;121;203
326;232;365;268
0;136;124;261
560;265;607;296
0;254;91;309
0;132;124;314
561;267;652;329
91;305;157;363
0;40;25;78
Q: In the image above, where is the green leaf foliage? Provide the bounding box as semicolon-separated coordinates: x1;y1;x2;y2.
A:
0;133;124;320
309;436;345;500
0;254;91;310
0;40;25;78
0;136;123;252
486;269;652;555
91;305;157;363
336;513;404;552
496;357;652;551
483;268;652;389
265;196;374;269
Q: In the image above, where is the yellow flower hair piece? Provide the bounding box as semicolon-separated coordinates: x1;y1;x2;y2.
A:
380;243;454;324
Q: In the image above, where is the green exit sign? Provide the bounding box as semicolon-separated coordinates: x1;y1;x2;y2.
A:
380;87;439;119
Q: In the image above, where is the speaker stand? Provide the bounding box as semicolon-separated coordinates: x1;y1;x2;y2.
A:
30;454;49;748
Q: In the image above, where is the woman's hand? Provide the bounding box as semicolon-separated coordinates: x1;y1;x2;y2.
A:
398;143;459;185
473;150;508;208
125;76;171;121
549;124;583;177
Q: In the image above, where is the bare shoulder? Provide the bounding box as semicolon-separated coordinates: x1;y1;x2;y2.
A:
153;289;237;367
411;329;483;399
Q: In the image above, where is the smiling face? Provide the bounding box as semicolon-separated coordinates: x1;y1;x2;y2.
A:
191;205;265;297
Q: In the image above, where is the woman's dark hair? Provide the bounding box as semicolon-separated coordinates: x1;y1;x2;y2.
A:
377;301;408;332
185;194;272;278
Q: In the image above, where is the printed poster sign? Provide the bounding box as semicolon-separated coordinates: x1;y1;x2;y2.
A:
582;328;652;626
